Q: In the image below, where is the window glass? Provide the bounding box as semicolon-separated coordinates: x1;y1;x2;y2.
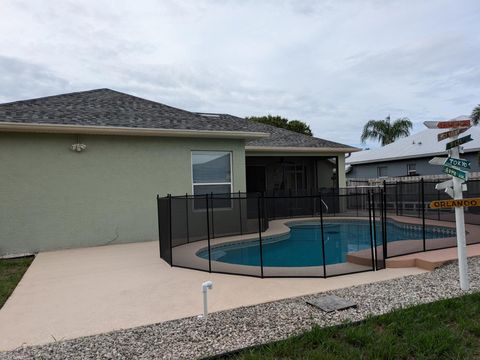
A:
377;166;388;177
192;151;231;184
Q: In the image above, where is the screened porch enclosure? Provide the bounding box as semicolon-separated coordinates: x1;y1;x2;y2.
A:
246;156;339;195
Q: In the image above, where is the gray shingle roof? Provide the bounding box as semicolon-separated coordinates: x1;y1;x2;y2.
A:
0;88;251;132
0;88;355;150
201;114;354;149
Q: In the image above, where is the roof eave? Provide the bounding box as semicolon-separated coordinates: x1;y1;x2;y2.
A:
245;146;360;153
347;148;480;165
0;122;269;140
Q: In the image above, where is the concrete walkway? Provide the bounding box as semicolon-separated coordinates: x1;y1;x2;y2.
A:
0;241;426;351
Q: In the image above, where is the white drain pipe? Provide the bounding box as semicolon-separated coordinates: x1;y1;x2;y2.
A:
199;281;213;320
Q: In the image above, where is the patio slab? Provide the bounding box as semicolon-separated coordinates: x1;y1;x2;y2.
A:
0;241;425;351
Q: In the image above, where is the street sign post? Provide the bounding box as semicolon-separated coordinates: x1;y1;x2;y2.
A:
425;117;472;291
445;135;473;150
429;197;480;209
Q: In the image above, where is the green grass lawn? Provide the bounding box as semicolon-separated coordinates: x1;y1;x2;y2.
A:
227;292;480;360
0;256;34;309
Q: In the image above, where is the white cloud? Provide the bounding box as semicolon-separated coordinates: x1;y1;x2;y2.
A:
0;0;479;147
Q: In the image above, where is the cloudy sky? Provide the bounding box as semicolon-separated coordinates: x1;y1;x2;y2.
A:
1;0;479;147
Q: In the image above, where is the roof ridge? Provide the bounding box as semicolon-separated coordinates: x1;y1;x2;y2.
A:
0;88;111;107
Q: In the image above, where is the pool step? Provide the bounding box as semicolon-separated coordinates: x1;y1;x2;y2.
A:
349;243;480;271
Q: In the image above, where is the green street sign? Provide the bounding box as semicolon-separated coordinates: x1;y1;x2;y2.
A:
443;165;468;180
444;157;471;170
445;135;473;150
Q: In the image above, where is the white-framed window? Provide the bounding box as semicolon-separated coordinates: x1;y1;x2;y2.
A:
192;151;232;196
377;166;388;177
407;163;416;175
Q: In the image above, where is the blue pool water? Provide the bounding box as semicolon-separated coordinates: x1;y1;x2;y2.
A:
196;220;456;267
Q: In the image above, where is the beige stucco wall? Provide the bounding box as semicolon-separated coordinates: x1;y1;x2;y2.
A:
0;133;246;256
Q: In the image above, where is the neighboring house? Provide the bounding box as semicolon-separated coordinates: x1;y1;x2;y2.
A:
346;116;480;180
0;88;357;256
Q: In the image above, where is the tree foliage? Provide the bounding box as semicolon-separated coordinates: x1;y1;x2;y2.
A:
471;104;480;125
247;115;313;136
360;115;412;146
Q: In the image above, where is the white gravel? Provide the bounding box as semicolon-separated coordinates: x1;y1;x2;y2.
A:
1;257;479;360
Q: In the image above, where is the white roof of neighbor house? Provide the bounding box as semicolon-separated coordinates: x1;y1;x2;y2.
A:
347;116;480;165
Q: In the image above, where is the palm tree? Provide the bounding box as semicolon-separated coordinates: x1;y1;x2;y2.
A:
361;115;412;146
472;104;480;125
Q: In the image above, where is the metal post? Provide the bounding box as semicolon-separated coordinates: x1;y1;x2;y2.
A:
319;193;327;278
355;186;359;217
451;144;469;290
185;193;190;244
168;194;173;266
399;180;403;215
421;178;426;251
157;195;162;259
238;191;243;235
382;188;388;263
257;194;264;278
368;191;376;271
210;192;215;239
372;191;378;262
418;181;421;218
205;194;212;273
436;182;441;221
395;181;399;216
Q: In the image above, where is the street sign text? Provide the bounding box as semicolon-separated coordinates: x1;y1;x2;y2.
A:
445;135;473;150
437;120;471;129
442;166;468;180
437;128;468;142
445;157;471;170
430;197;480;209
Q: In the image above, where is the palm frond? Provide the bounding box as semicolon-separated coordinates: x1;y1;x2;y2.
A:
472;105;480;126
361;116;412;146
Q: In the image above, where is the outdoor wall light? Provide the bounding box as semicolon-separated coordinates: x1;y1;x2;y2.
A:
70;135;87;152
70;143;87;152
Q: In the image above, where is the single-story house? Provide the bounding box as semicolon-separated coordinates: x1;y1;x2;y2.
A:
0;88;357;256
346;116;480;180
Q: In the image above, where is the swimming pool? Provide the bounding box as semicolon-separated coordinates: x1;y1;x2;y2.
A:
196;219;456;267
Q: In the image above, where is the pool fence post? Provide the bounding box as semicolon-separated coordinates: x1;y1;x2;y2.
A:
382;187;388;263
421;178;426;252
395;181;399;215
205;194;212;273
257;193;264;278
372;190;379;265
355;186;359;217
399;180;403;216
319;193;327;278
185;193;190;244
210;192;215;239
157;194;162;260
436;181;441;221
168;194;173;266
238;191;243;236
367;191;376;271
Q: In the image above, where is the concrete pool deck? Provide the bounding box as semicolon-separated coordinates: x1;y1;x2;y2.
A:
0;240;427;351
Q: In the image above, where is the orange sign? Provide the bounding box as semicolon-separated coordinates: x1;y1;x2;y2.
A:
429;197;480;209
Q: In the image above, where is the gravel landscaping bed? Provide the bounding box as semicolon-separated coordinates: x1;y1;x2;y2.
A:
1;257;479;360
